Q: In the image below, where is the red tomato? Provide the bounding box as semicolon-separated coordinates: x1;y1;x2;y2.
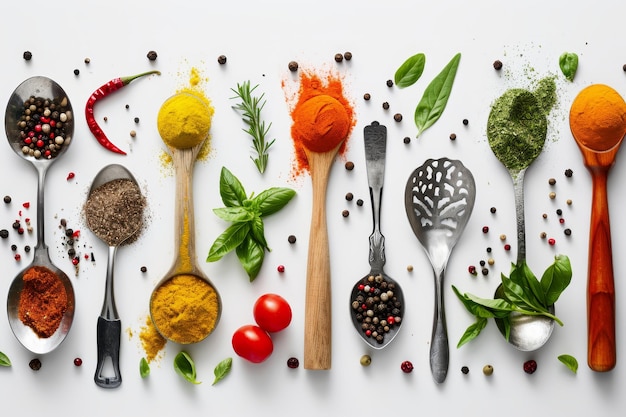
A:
253;293;292;333
232;324;273;363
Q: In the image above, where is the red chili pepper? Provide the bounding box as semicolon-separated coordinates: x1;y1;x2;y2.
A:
85;70;160;155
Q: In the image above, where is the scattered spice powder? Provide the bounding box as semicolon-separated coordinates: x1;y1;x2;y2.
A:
18;266;68;338
139;315;166;362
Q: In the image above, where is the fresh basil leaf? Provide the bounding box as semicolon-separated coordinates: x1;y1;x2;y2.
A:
452;285;512;318
541;255;572;306
254;187;296;217
207;222;250;262
559;52;578;82
501;275;534;310
219;167;247;207
414;52;461;137
0;351;11;367
250;216;268;250
212;357;232;385
236;235;265;281
457;318;488;348
174;351;200;384
139;357;150;378
558;354;578;374
394;53;426;88
511;262;547;308
213;206;255;223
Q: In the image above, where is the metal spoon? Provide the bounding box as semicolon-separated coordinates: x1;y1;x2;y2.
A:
86;164;144;388
487;89;554;351
404;157;475;383
149;93;222;344
4;76;75;354
350;122;404;349
570;84;626;371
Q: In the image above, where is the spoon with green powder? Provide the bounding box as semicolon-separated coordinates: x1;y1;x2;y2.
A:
487;87;554;351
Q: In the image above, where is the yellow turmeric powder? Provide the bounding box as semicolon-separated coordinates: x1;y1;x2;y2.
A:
157;92;213;149
139;315;166;362
570;84;626;151
150;274;220;344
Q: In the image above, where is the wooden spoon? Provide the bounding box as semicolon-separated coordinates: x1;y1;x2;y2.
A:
570;84;626;372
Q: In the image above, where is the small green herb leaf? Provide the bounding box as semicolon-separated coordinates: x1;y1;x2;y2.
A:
0;351;11;367
414;52;461;137
457;317;488;348
219;167;247;207
139;357;150;378
541;255;572;306
250;216;268;250
394;53;426;88
206;222;250;262
236;235;265;281
174;351;200;384
213;206;255;223
253;187;296;217
212;357;233;385
559;52;578;82
558;354;579;374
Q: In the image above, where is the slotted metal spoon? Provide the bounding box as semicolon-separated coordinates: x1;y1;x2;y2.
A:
404;157;475;383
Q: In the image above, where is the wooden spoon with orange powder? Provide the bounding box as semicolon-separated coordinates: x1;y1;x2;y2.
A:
289;73;354;370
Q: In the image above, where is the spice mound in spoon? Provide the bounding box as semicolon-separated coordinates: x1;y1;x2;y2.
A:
292;94;350;152
18;266;67;338
157;92;213;149
570;84;626;151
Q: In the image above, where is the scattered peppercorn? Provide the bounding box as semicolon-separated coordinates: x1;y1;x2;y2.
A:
488;258;495;266
493;60;503;70
393;113;403;122
499;234;506;241
386;79;393;87
468;265;477;275
406;265;413;272
23;51;33;61
288;235;297;244
523;359;537;374
356;199;364;206
461;366;469;374
140;266;147;273
24;245;30;253
363;93;371;100
345;192;354;201
4;196;11;204
217;55;227;64
564;228;572;236
11;244;17;251
342;210;350;218
0;230;7;238
549;192;556;199
542;213;548;219
548;178;556;186
483;364;493;375
548;238;556;246
462;119;469;125
73;69;80;76
146;50;158;61
345;161;355;170
556;209;563;216
288;61;299;72
382;102;390;110
479;260;486;267
29;358;42;370
564;168;573;178
334;53;344;63
360;355;372;366
540;232;547;239
449;133;457;140
14;254;20;261
74;357;83;367
287;357;299;369
134;117;140;124
344;52;353;61
84;57;91;64
486;247;492;253
481;268;489;276
504;244;511;251
130;130;137;138
277;265;285;273
566;199;572;205
401;360;414;373
403;136;411;144
482;226;489;233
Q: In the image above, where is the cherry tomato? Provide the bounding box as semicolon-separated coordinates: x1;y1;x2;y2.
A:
232;324;273;363
253;293;292;333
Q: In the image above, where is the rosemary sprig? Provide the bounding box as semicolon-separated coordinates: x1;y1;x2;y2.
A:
231;81;276;174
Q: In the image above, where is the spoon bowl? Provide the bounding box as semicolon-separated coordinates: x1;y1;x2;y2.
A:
350;122;404;349
5;76;75;354
149;93;222;344
86;164;144;388
569;84;626;371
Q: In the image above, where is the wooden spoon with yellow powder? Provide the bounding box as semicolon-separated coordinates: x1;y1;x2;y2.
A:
149;92;222;344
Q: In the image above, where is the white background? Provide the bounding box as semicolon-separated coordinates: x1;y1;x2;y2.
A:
0;0;625;415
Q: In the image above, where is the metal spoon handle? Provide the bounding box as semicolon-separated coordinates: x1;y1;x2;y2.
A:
364;122;387;270
512;169;527;265
431;266;449;383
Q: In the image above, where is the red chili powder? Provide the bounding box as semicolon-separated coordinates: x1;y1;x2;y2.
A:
19;265;68;338
286;70;355;177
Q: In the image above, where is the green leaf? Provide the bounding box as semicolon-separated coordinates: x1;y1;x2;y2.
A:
213;206;255;223
236;235;265;281
174;351;201;384
212;357;233;385
206;222;250;262
139;357;150;378
253;187;296;217
511;261;547;308
541;255;572;306
414;52;461;137
394;53;426;88
501;275;535;311
250;216;268;250
452;285;511;319
559;52;578;82
0;351;11;367
219;167;247;207
457;317;488;348
558;354;578;374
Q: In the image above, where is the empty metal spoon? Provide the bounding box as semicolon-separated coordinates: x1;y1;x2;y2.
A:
350;122;404;349
4;76;75;354
405;157;475;383
85;164;145;388
487;88;554;351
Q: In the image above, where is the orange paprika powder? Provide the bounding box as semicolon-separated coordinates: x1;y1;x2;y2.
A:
18;266;68;338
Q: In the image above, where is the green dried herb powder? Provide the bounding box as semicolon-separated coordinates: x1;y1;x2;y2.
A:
487;77;556;173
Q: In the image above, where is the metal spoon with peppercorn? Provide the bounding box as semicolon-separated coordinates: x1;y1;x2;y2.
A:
350;122;405;349
4;76;75;354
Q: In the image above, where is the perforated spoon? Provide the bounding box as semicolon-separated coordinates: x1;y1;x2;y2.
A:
404;157;475;383
4;76;75;354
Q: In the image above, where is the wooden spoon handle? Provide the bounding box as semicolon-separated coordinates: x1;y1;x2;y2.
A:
587;169;616;371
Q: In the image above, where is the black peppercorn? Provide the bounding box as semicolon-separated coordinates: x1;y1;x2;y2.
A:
623;64;626;72
134;117;140;123
24;245;31;253
342;210;350;218
23;51;32;61
549;177;556;185
462;119;469;125
345;192;354;201
140;266;147;273
345;161;355;171
288;235;297;244
403;136;411;144
65;228;74;238
0;230;8;239
12;221;20;230
564;228;572;236
147;50;158;61
344;51;352;61
556;208;563;216
386;79;393;87
449;133;457;140
363;93;371;100
564;168;573;177
3;195;11;204
29;358;42;370
217;55;227;64
356;199;364;206
493;60;503;70
334;53;344;63
68;248;76;258
461;366;469;374
73;69;80;76
490;206;497;213
287;357;299;368
393;113;402;122
288;61;299;72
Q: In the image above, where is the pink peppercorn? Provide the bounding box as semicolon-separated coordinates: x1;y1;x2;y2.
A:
548;238;556;246
504;244;511;251
277;265;285;273
482;226;489;233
